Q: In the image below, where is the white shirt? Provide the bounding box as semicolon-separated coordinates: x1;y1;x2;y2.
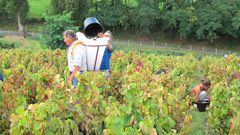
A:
68;41;87;72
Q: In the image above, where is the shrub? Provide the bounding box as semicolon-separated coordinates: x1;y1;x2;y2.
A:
40;12;77;50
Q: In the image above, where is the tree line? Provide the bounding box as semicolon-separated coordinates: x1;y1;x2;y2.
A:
1;0;240;42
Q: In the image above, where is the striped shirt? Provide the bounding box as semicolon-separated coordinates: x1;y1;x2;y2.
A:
68;41;87;72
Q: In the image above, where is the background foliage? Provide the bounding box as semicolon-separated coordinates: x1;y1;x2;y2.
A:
50;0;240;42
1;0;240;43
57;0;240;42
39;12;78;49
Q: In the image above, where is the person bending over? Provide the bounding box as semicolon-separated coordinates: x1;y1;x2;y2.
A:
191;78;211;102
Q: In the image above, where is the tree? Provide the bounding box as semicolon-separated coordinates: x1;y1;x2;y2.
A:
88;0;132;32
232;10;240;37
6;0;29;37
50;0;65;15
50;0;88;27
192;0;238;42
0;0;9;24
133;0;161;33
47;0;240;42
40;12;78;49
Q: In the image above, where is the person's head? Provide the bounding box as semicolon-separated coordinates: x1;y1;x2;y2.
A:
97;32;104;38
201;78;211;90
104;30;113;41
63;30;77;46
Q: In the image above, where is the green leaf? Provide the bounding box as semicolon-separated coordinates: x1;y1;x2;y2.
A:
125;126;136;134
16;106;25;114
162;104;168;114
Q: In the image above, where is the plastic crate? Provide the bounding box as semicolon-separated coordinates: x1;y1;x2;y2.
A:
192;101;210;112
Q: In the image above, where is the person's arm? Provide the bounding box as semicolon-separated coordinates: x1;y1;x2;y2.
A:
69;66;80;81
67;71;71;80
69;45;85;81
195;92;199;102
107;41;113;52
195;87;200;102
206;96;211;100
205;87;212;100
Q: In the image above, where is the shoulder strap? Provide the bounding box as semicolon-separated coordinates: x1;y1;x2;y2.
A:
72;41;84;58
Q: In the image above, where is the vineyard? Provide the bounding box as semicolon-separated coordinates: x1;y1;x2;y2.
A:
0;49;239;135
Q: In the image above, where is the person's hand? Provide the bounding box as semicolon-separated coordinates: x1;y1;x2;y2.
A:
106;41;113;51
69;75;74;81
104;33;111;41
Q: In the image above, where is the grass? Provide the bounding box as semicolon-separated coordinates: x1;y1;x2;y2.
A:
0;25;18;31
28;0;51;18
0;24;46;33
25;24;47;33
0;40;18;49
186;68;213;135
113;31;240;55
114;42;223;58
0;34;232;59
26;24;46;33
0;0;49;32
0;40;16;45
0;35;44;49
0;34;225;58
188;110;209;135
188;109;218;135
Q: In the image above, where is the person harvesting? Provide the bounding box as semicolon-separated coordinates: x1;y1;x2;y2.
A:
191;78;212;102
